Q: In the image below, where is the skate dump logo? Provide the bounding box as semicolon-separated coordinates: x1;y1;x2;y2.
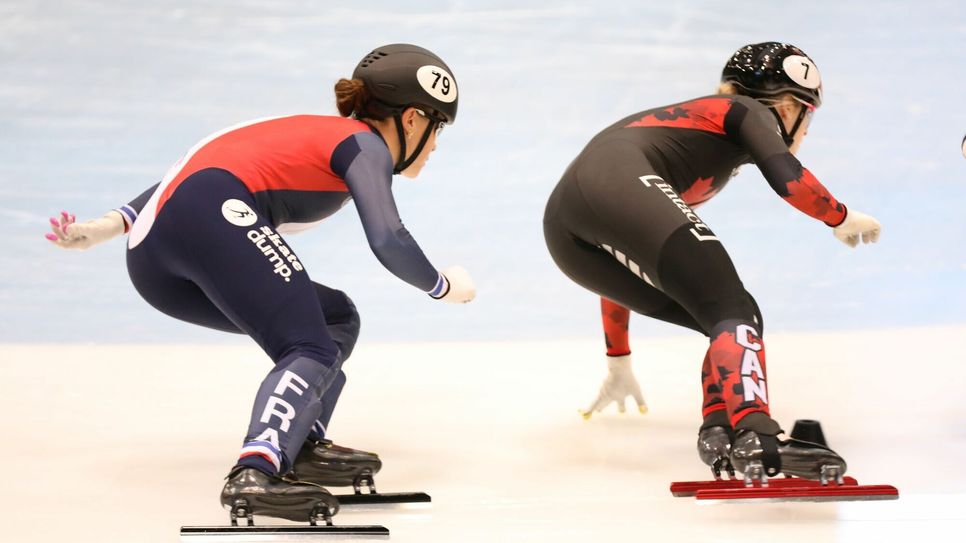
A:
221;199;258;227
735;324;768;405
247;225;304;283
639;175;719;242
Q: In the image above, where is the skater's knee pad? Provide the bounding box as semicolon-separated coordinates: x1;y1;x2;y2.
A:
277;338;342;376
343;293;360;339
746;290;764;335
312;283;361;362
273;350;341;396
692;290;761;334
333;291;361;361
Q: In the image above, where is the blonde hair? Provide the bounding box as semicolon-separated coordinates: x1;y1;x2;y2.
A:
717;82;739;95
717;82;796;107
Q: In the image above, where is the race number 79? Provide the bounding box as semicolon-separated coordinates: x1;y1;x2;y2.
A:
431;70;451;95
417;65;457;102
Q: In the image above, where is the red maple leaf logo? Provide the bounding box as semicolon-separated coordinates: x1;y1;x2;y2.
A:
680;176;717;206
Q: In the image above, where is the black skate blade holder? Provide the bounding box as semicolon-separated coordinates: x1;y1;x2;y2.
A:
179;524;390;540
226;498;335;527
710;456;737;481
334;471;432;511
181;498;390;540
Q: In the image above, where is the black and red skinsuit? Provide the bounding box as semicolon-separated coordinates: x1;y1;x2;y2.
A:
544;94;846;433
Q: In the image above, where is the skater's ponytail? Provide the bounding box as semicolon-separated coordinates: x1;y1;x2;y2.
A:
335;78;369;118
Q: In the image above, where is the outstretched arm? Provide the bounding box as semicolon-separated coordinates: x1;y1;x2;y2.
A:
579;298;648;419
46;183;159;250
114;183;159;232
337;132;474;302
725;97;879;246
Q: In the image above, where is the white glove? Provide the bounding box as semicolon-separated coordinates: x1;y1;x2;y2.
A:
45;210;125;250
833;209;881;248
433;265;476;304
579;354;648;420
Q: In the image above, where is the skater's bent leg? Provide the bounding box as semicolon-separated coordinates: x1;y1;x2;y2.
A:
309;284;360;438
313;283;361;361
601;297;631;356
198;260;343;474
655;225;779;435
707;320;776;431
313;370;346;439
139;171;345;474
241;346;339;474
700;348;729;427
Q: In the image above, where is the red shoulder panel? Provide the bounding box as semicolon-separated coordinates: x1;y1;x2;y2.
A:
157;116;371;212
625;98;732;135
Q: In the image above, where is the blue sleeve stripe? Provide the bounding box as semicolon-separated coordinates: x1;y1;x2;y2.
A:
428;273;448;297
116;205;138;229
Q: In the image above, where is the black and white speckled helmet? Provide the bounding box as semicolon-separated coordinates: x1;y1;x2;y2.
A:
352;43;459;124
721;42;823;107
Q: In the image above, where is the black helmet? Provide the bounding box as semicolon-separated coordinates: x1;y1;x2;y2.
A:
352;43;458;124
352;44;457;174
721;42;822;107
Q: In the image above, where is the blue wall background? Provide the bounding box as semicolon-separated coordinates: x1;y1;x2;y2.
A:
1;1;963;343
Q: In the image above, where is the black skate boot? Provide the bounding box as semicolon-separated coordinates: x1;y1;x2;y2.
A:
289;438;430;509
289;438;382;490
697;426;736;479
220;466;340;526
730;429;847;485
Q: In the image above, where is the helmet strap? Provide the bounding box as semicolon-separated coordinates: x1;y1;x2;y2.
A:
768;103;809;147
786;106;809;143
392;115;435;174
391;112;408;174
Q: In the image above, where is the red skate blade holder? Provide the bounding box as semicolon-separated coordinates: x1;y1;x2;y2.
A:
671;476;858;497
670;476;898;503
672;420;899;502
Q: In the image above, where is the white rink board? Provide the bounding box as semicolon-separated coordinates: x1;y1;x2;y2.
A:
2;326;964;542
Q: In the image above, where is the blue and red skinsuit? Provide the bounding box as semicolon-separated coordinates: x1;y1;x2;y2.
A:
119;115;446;473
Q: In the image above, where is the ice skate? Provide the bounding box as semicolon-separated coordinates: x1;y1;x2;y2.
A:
696;426;736;480
220;466;339;524
181;467;390;538
729;429;846;485
289;438;382;488
671;420;898;502
289;438;430;510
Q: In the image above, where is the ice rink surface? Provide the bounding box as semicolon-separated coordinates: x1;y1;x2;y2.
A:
4;326;965;542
